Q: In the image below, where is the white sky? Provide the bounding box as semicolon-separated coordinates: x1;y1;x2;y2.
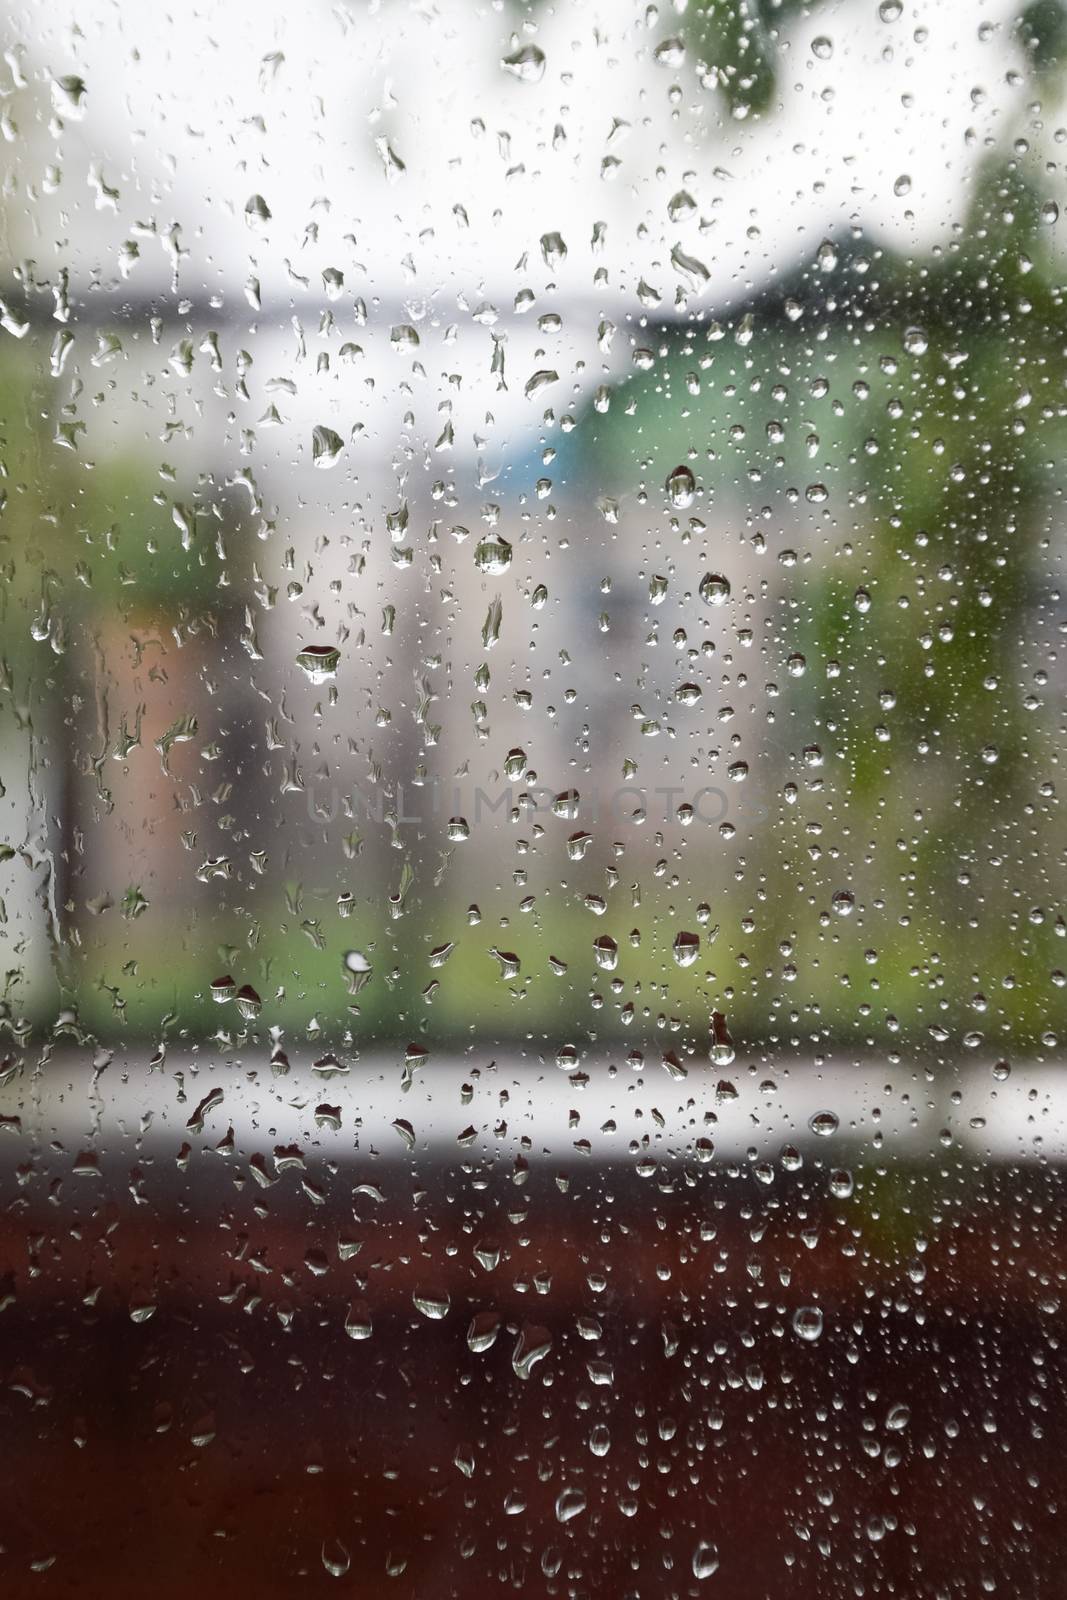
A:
16;0;1037;303
3;0;1053;466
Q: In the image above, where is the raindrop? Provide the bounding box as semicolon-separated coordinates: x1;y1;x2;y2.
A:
710;1010;735;1065
467;1311;501;1353
413;1290;450;1321
693;1541;720;1580
699;572;731;606
668;189;696;222
344;1302;372;1341
809;1110;839;1138
489;948;521;980
475;536;513;574
512;1324;552;1379
296;644;340;683
653;37;686;67
52;75;87;117
321;1540;351;1578
311;425;344;468
235;985;262;1021
244;193;271;230
501;43;546;82
555;1487;587;1523
343;950;373;994
793;1306;824;1342
817;238;838;271
666;464;696;508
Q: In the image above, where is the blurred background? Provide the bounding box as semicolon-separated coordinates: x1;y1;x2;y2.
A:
0;0;1063;1593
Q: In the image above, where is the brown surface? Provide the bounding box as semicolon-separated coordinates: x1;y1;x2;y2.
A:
0;1152;1063;1597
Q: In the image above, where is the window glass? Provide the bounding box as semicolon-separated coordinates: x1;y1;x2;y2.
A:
0;1;1064;1593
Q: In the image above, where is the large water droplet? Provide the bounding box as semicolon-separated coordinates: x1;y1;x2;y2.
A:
474;536;513;574
700;572;731;606
555;1486;587;1523
809;1110;839;1138
322;1539;351;1577
693;1541;720;1580
793;1306;824;1342
666;464;696;508
296;644;340;683
311;425;344;468
710;1010;734;1065
501;44;546;83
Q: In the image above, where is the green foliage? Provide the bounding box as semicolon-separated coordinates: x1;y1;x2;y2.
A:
680;0;816;116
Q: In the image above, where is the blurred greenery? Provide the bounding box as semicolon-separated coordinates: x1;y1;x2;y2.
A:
0;5;1064;1063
